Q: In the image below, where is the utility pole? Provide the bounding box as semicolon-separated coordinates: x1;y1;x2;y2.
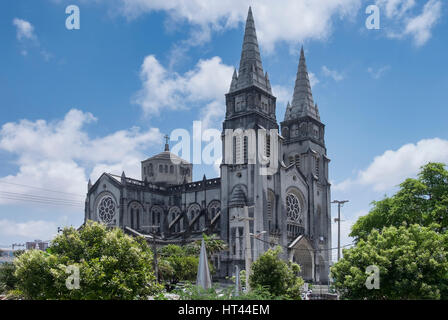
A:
331;200;349;261
144;225;160;283
231;205;254;292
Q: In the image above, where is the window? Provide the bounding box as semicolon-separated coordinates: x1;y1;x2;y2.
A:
315;157;320;178
159;165;163;173
266;133;271;158
286;193;303;226
295;154;301;169
165;165;168;173
97;195;116;224
170;165;174;174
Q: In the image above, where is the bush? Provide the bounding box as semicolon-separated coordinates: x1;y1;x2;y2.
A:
249;246;304;300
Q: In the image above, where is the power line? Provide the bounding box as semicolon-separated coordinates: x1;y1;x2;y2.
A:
0;194;84;208
0;191;84;205
0;181;84;197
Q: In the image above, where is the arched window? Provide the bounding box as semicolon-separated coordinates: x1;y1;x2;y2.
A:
207;200;221;228
151;206;164;227
165;165;168;173
168;206;182;233
286;193;303;225
285;190;305;239
170;165;174;174
159;165;163;173
188;204;202;231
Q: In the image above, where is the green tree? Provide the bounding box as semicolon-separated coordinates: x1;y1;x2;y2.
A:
14;221;162;300
0;262;17;294
331;224;448;299
249;246;304;300
351;163;448;242
159;244;199;284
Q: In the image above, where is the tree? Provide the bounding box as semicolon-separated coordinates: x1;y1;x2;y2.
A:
249;246;304;300
331;224;448;299
0;262;17;294
14;221;162;300
351;163;448;242
159;244;199;284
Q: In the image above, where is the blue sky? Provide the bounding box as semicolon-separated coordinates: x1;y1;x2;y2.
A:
0;0;447;259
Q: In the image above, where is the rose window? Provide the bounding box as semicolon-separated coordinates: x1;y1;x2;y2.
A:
98;196;116;224
286;193;303;225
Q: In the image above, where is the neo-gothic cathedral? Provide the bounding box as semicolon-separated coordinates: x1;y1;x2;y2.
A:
85;7;332;283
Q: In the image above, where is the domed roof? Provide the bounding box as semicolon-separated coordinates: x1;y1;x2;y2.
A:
143;151;190;165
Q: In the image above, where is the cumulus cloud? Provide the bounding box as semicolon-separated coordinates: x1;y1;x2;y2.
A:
376;0;442;46
114;0;361;51
403;0;442;46
322;66;344;81
0;219;57;240
12;18;36;41
334;138;448;192
0;109;162;205
133;55;233;129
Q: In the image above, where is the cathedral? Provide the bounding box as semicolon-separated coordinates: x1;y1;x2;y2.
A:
84;7;332;284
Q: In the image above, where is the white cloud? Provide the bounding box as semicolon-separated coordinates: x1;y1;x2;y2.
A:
0;219;57;240
322;66;344;81
0;109;162;205
403;0;442;46
308;72;320;88
12;18;36;41
114;0;361;51
367;65;391;79
133;55;233;129
376;0;442;46
334;138;448;192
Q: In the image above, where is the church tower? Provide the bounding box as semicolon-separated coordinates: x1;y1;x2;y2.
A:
280;47;331;283
220;7;279;275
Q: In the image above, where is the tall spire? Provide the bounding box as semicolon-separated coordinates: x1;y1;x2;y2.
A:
230;7;271;94
285;47;320;121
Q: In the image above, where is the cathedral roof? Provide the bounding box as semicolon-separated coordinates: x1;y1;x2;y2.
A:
142;151;190;165
284;47;320;121
229;7;271;94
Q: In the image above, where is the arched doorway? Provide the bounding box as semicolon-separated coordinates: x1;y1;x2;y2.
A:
289;236;314;282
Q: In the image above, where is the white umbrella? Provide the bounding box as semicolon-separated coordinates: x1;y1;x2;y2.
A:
196;238;212;289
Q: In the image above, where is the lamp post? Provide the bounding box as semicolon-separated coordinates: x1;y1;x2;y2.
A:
331;200;349;261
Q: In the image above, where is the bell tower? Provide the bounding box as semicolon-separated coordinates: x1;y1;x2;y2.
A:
220;7;279;275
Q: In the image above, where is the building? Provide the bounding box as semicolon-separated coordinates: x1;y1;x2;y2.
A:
84;7;332;284
25;240;49;251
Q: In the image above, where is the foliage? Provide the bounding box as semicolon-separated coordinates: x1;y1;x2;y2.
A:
331;224;448;300
0;262;17;294
351;163;448;242
173;282;275;300
14;221;162;300
185;234;228;257
249;246;304;300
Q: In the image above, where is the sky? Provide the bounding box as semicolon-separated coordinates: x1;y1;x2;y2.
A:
0;0;447;260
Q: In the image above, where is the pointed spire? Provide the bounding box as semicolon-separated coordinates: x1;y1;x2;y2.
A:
87;179;92;191
121;171;126;184
285;46;319;121
230;7;271;94
229;68;238;92
265;72;271;91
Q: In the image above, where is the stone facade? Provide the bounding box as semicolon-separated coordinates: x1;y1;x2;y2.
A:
84;7;331;283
